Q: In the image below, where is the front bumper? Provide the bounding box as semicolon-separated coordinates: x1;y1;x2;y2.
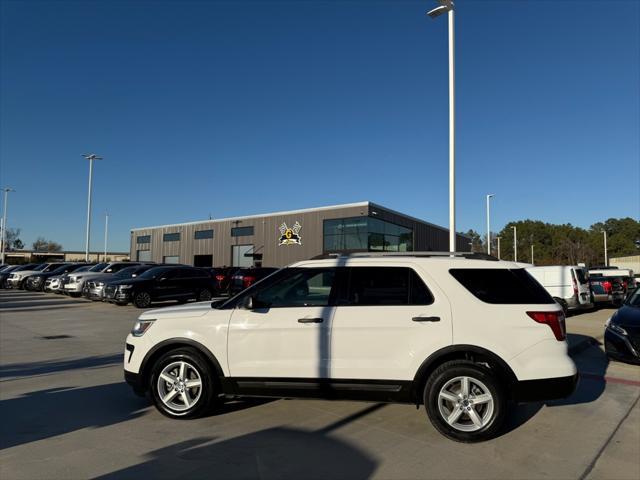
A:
124;370;147;397
6;278;22;288
64;282;83;293
514;373;579;402
605;328;640;365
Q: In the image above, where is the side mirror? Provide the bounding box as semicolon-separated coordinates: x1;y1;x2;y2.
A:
242;296;254;310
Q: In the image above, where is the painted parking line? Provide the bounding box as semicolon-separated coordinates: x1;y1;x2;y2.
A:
581;372;640;387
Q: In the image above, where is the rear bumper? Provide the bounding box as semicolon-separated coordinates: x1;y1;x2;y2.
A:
514;373;579;402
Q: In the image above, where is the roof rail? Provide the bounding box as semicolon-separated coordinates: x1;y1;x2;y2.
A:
310;252;499;261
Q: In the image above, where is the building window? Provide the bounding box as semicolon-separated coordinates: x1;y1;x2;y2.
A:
194;229;214;240
136;235;151;244
163;232;180;242
163;255;180;264
232;245;254;267
323;217;413;253
231;226;254;237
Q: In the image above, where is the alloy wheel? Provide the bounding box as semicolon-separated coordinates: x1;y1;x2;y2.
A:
437;376;494;432
156;361;203;412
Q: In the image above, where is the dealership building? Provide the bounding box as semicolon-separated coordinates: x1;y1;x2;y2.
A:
130;201;471;268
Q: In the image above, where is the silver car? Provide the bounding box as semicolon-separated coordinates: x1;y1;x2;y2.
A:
64;262;144;297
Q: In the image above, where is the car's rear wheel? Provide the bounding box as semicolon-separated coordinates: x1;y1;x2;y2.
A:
150;348;219;419
198;289;212;301
424;360;506;443
133;291;152;308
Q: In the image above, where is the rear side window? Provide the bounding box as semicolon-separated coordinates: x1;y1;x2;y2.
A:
574;268;588;284
344;267;434;306
449;268;554;304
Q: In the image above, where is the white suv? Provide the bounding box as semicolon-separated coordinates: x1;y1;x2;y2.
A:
124;253;577;442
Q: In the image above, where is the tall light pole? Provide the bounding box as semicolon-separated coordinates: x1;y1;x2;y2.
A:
486;194;494;255
496;236;501;260
82;154;103;261
531;244;535;265
512;225;517;262
602;230;608;266
104;212;109;261
1;187;15;264
427;0;456;252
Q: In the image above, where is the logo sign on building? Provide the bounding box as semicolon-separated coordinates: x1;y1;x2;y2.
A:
278;222;302;246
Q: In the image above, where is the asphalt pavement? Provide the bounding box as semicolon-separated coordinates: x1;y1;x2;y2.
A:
0;290;638;479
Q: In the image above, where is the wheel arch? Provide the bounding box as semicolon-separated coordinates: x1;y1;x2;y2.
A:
412;345;518;405
139;338;225;392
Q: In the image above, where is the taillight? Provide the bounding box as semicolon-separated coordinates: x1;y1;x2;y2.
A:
215;275;225;282
603;281;612;294
527;311;566;341
243;275;256;288
572;277;578;296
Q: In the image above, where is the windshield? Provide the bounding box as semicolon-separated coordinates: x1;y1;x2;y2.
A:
89;263;109;272
625;288;640;306
74;265;93;273
114;267;138;278
137;266;173;279
32;264;48;271
49;264;72;274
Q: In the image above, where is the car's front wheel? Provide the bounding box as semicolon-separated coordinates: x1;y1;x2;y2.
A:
150;348;219;419
424;360;506;443
133;291;152;308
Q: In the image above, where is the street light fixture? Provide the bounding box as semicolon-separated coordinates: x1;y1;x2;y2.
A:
427;0;456;252
82;153;103;262
486;194;494;255
0;187;15;264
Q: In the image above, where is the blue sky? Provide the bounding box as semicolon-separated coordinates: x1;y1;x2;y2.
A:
1;0;638;252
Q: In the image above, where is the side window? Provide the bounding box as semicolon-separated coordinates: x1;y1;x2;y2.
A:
344;267;434;306
253;268;337;308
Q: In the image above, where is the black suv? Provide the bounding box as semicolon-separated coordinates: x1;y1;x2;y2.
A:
228;267;279;296
104;266;214;308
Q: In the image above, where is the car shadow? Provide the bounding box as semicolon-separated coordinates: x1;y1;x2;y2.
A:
0;383;149;450
0;354;122;379
547;334;608;407
95;405;382;479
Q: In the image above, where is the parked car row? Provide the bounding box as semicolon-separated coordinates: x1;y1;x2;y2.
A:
525;265;636;315
0;262;280;309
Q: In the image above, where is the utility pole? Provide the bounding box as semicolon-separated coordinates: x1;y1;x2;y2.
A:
104;212;109;261
531;244;535;265
496;236;501;260
1;187;15;264
602;230;608;266
512;226;517;262
486;194;494;255
427;0;456;252
82;153;103;261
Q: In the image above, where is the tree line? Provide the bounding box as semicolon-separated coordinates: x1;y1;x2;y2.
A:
1;228;63;253
464;217;639;266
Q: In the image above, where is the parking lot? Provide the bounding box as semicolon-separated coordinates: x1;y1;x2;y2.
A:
0;290;638;480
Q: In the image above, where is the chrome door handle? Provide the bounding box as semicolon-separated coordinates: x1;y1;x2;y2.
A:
298;318;323;324
412;316;440;322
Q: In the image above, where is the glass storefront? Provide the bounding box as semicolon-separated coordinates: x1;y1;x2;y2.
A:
323;217;413;253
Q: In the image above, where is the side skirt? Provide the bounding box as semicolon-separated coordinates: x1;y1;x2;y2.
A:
219;377;414;404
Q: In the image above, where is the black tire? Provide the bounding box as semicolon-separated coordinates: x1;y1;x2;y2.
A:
198;289;212;301
133;291;152;309
149;348;220;419
424;360;507;443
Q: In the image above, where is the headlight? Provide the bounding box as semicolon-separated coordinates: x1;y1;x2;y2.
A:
119;284;133;290
609;323;628;336
132;320;155;337
97;282;105;286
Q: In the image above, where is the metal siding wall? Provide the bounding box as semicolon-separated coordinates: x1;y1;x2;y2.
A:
129;203;470;266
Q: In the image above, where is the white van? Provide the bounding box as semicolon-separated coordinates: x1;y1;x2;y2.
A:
526;265;593;314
